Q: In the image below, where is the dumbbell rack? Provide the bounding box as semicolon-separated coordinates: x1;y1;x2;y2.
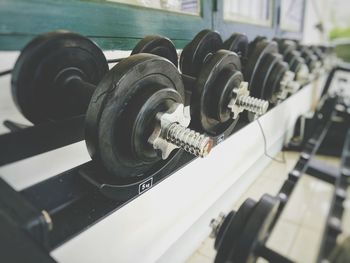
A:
0;68;328;262
0;115;85;166
285;67;350;263
317;130;350;262
252;94;350;262
0;114;197;244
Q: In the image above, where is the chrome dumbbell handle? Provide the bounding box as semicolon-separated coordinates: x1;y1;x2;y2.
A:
166;123;213;157
236;96;269;116
228;82;269;119
149;103;213;159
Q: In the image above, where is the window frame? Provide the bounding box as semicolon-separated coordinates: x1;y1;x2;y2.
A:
213;0;279;42
276;0;306;40
0;0;213;51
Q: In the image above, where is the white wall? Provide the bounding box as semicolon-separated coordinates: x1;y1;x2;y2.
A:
303;0;350;44
303;0;328;44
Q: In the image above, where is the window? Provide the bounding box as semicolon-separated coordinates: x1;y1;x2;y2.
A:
107;0;200;16
223;0;273;27
280;0;304;32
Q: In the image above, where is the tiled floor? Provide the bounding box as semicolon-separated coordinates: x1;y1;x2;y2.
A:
267;174;334;262
187;151;347;263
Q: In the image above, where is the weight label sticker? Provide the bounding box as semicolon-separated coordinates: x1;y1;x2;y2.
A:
217;134;225;144
139;177;153;194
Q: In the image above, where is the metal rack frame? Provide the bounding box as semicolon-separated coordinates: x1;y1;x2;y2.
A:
251;88;350;261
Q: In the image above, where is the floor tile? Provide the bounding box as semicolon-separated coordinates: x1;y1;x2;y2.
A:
289;228;323;263
186;252;212;263
196;238;216;259
302;179;333;230
340;187;350;238
256;258;269;263
314;155;341;167
232;176;284;210
266;219;299;256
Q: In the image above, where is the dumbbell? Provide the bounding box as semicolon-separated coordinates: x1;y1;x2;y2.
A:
222;33;249;68
223;34;300;104
12;31;178;124
296;44;322;75
106;35;178;66
318;44;335;59
310;45;328;76
179;30;269;137
317;45;336;70
86;53;213;177
12;31;213;177
310;45;325;65
210;194;282;263
200;30;299;104
273;38;310;84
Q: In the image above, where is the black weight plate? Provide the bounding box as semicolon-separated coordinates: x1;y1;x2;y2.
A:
311;46;324;63
223;33;249;61
85;54;185;178
129;86;183;162
252;36;267;44
180;29;223;78
12;31;108;124
131;35;178;67
289;57;300;73
191;50;241;136
264;55;288;101
275;39;296;57
245;39;278;85
290;54;305;73
249;53;280;101
307;59;318;73
213;69;243;123
284;50;297;67
234;194;280;263
247;37;267;58
214;212;235;250
266;61;289;103
299;46;318;70
214;199;256;263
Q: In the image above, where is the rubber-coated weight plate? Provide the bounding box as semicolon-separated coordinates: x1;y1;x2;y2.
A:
245;39;278;85
180;29;223;78
12;31;108;124
129;86;183;162
131;35;178;67
214;199;256;263
85;54;185;178
311;46;324;63
274;39;295;57
191;50;242;136
213;69;243;123
299;46;318;71
249;53;280;101
266;57;288;101
247;38;289;103
234;194;280;263
223;33;249;61
266;61;289;103
253;36;267;43
284;50;297;66
215;212;235;250
290;54;304;73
